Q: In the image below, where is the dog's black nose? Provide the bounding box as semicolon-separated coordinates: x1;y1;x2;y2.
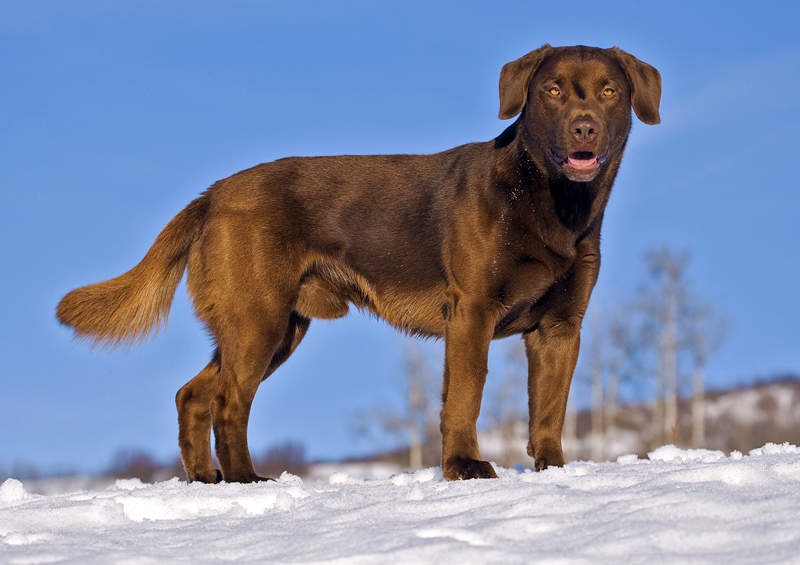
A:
570;117;600;144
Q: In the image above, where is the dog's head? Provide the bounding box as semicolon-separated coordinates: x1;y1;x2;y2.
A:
499;45;661;182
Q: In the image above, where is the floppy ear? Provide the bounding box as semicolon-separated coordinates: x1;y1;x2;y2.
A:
498;44;552;120
609;47;662;125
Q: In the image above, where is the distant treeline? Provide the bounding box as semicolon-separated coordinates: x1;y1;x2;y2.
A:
4;375;798;482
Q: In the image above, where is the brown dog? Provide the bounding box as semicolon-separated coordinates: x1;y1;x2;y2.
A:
57;44;660;482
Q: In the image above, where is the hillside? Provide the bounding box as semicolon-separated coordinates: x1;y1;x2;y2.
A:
371;376;800;470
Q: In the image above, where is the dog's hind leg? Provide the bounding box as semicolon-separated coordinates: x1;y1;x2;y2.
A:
209;287;302;483
176;351;222;483
175;313;310;483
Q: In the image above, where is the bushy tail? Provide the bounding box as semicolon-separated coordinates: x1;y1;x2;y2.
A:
57;195;209;346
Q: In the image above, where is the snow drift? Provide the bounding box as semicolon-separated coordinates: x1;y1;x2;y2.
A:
2;443;800;564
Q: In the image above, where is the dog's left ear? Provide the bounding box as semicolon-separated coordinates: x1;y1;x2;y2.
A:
498;44;552;120
608;47;662;125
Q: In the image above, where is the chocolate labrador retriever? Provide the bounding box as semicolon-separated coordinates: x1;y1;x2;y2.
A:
57;44;660;482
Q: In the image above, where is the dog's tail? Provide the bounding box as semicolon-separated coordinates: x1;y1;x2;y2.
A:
56;194;210;346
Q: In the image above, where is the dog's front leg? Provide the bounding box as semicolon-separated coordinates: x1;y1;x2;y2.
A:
440;298;497;480
524;319;581;470
524;241;601;471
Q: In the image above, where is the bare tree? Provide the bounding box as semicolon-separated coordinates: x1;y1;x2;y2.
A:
578;306;641;461
683;303;726;446
604;312;642;443
649;249;687;443
635;247;724;447
404;342;439;469
354;339;441;469
633;249;686;445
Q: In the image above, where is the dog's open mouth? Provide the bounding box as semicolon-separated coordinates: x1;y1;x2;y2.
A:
550;149;607;180
566;151;600;171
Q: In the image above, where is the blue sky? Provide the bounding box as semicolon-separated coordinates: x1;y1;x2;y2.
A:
2;1;799;474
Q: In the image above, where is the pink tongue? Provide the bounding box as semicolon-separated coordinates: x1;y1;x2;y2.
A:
567;156;598;170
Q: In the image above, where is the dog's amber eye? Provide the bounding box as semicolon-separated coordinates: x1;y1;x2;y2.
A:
602;87;615;97
547;86;561;96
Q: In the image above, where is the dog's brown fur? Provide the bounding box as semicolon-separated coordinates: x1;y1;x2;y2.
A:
57;45;660;482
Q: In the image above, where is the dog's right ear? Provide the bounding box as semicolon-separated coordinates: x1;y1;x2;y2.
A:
498;44;552;120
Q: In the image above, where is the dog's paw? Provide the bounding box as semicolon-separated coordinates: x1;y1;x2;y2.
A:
443;456;497;481
187;468;223;484
535;453;565;471
528;440;565;471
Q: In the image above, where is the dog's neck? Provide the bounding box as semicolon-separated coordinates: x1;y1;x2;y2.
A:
492;118;618;239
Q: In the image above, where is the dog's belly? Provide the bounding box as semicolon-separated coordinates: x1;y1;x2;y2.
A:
294;261;448;337
295;251;567;339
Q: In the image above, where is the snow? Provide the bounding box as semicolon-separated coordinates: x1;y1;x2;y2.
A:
306;461;404;482
705;383;800;428
3;444;800;564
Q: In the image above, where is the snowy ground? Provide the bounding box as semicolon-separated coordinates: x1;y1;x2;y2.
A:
3;444;800;564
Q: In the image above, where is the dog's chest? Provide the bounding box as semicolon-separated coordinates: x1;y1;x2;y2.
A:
503;246;572;298
487;242;576;336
